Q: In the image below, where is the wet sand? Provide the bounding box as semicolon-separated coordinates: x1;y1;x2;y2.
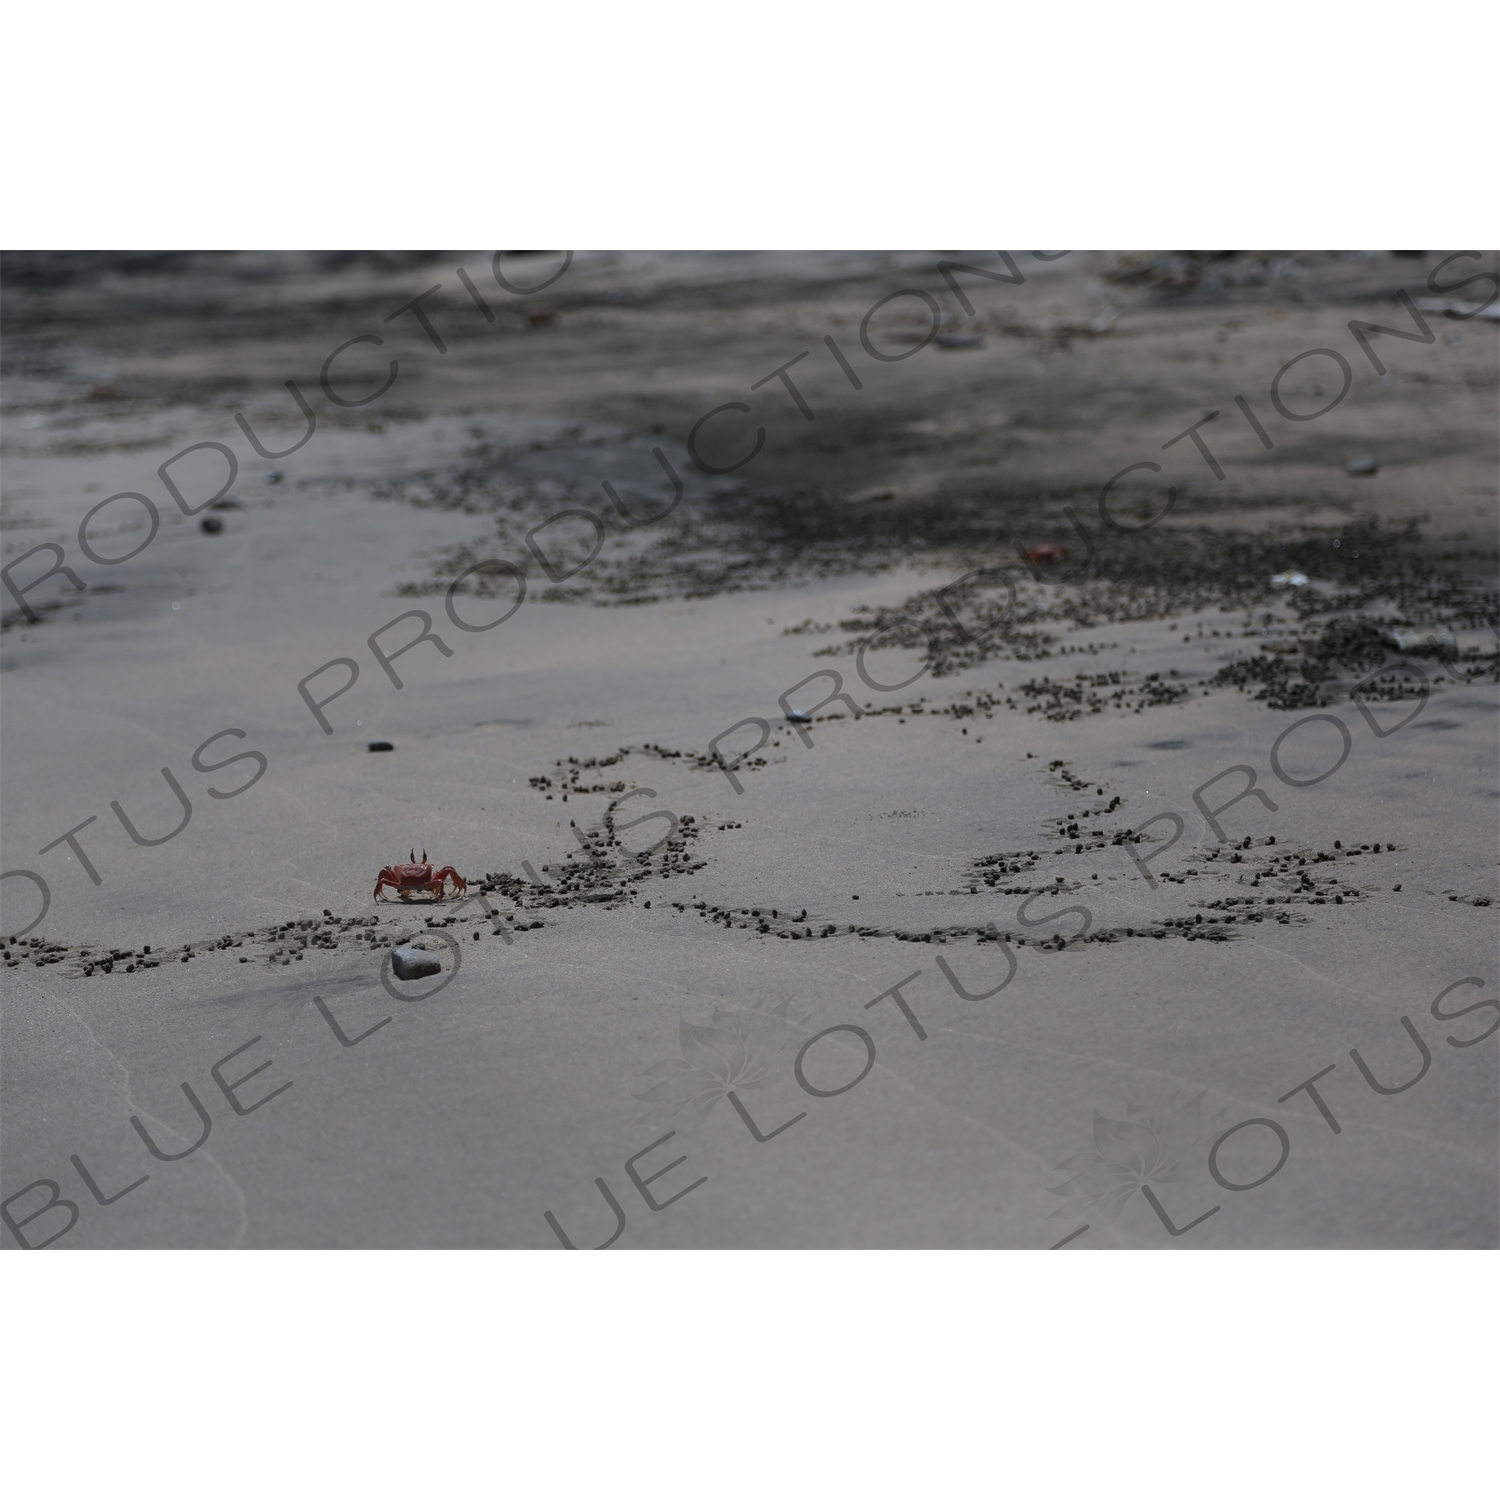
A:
2;250;1495;1248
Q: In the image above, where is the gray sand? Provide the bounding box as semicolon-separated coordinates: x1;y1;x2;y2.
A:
2;250;1495;1248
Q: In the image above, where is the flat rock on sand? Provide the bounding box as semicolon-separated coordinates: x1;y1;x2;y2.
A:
389;946;442;981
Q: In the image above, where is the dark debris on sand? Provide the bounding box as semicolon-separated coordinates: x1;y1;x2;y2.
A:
389;445;1496;701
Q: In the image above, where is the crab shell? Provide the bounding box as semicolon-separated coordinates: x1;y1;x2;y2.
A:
373;856;467;902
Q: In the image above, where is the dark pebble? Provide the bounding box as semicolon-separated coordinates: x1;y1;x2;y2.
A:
390;945;441;980
368;741;394;752
200;516;223;533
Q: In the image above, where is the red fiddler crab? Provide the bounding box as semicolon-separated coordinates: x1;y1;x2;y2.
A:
373;848;468;902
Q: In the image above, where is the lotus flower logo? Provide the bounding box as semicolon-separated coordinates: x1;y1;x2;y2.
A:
634;998;802;1131
1047;1089;1224;1228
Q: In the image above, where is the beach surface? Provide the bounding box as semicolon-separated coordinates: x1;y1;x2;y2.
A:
2;250;1495;1248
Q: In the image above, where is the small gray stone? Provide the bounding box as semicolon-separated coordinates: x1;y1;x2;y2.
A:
200;515;223;533
1386;626;1455;653
1344;456;1379;475
390;945;441;980
785;709;813;723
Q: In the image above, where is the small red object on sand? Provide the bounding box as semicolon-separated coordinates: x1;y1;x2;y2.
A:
1024;544;1068;564
374;848;467;901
